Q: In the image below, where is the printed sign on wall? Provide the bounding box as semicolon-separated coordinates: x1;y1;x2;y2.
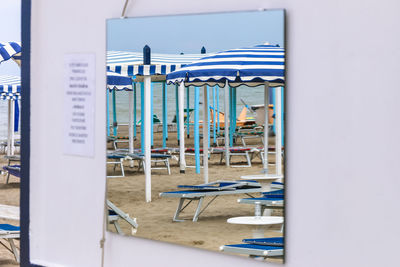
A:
64;53;96;157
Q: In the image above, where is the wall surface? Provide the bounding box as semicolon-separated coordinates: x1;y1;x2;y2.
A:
29;0;400;266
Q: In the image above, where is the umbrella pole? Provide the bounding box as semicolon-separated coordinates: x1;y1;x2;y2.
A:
203;85;209;183
112;89;117;137
178;83;186;173
207;86;211;146
213;86;216;145
141;82;145;152
263;82;270;173
224;81;230;166
106;89;110;137
194;87;200;173
162;82;167;148
128;89;134;167
275;86;283;179
186;86;190;138
144;76;152;202
134;83;137;138
7;100;11;156
175;85;180;145
151;83;154;148
217;86;220;134
10;100;15;156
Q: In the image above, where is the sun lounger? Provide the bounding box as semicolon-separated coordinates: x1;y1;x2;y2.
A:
107;200;138;235
160;180;262;222
212;147;254;167
242;237;284;246
238;190;284;216
0;224;20;262
2;165;21;183
107;152;125;178
220;243;283;258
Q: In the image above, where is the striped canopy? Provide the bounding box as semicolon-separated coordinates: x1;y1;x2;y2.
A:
0;42;21;66
107;51;209;77
0;75;21;100
107;70;133;91
166;44;285;87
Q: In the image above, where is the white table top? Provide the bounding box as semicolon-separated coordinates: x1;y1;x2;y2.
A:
241;174;283;180
0;204;19;221
227;216;284;225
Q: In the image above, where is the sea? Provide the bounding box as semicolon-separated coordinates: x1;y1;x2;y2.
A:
0;84;267;140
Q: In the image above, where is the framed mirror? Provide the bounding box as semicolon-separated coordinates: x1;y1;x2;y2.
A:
105;10;285;263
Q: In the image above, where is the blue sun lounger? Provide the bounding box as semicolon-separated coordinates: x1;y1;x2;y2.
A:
0;224;20;262
2;165;21;183
160;180;262;222
238;189;284;215
220;237;284;259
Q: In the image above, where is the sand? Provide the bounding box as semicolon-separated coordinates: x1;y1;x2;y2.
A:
0;126;284;265
107;128;284;263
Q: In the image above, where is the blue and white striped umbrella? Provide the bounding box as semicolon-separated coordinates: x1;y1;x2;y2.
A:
166;44;285;87
107;70;133;91
0;42;21;65
107;51;210;76
0;75;21;100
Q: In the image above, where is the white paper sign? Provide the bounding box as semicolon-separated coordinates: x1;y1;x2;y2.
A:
64;54;95;157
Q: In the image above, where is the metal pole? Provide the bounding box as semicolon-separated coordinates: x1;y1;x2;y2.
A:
112;89;117;136
141;82;145;152
212;86;216;145
175;85;180;144
194;87;200;173
186;86;190;138
203;85;209;183
134;83;137;137
162;82;167;148
178;83;186;173
144;76;152;202
128;89;134;153
216;86;220;133
224;81;230;166
263;82;270;173
275;86;283;178
106;89;110;137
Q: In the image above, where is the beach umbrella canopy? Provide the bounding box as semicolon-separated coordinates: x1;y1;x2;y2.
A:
0;75;20;100
107;51;211;77
107;70;133;91
166;44;285;87
0;42;21;66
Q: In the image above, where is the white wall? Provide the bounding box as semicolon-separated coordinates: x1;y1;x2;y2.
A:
30;0;400;266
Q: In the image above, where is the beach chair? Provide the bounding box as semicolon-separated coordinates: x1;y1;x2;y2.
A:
116;151;172;175
238;189;284;216
184;148;205;168
212;147;254;167
0;224;20;262
160;180;262;222
106;152;125;178
2;165;21;184
107;200;138;235
220;237;283;259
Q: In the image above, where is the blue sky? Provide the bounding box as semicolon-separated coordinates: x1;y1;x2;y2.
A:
107;10;284;54
0;0;21;76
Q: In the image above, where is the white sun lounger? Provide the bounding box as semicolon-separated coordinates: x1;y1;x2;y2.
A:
107;200;138;235
160;180;262;222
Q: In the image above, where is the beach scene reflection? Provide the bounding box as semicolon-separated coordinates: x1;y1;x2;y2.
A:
106;10;285;263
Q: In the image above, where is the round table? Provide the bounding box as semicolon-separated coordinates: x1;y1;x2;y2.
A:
227;216;284;238
240;174;283;192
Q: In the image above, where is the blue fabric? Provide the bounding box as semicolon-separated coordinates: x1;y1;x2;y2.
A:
0;224;20;231
14;100;19;132
225;243;282;250
166;44;285;87
2;165;21;178
262;189;284;198
107;70;133;91
0;75;21;100
242;237;284;246
0;42;21;63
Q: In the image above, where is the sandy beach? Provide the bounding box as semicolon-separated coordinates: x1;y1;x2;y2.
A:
107;127;284;263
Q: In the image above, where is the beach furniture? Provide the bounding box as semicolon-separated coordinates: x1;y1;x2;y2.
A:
220;237;283;259
240;174;283;192
107;200;138;235
112;151;172;175
0;224;20;262
227;216;284;238
2;165;20;184
160;180;262;222
238;189;284;216
213;147;254;167
107;152;125;178
0;204;20;262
